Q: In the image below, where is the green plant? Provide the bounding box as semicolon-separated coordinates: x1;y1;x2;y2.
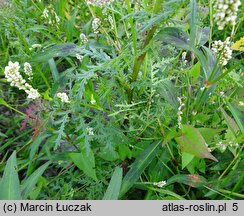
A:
0;0;243;200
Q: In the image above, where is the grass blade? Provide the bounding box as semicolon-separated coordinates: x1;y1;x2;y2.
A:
190;0;197;45
103;167;123;200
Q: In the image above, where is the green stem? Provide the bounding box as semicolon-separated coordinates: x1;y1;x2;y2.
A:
218;189;244;199
211;59;244;84
127;0;163;103
218;147;242;180
209;0;213;48
126;0;137;56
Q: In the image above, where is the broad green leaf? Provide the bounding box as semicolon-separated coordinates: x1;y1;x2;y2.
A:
21;162;50;199
69;150;97;181
103;167;123;200
182;152;194;169
167;174;207;188
31;43;83;62
198;128;224;143
226;101;244;133
175;125;218;161
119;140;162;197
0;151;22;199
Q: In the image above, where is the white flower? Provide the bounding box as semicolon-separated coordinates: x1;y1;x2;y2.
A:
57;92;70;103
24;62;33;79
29;44;42;51
92;18;101;34
239;101;244;106
220;91;225;97
25;87;40;100
153;180;167;188
212;37;232;66
4;61;40;100
90;94;96;105
177;97;184;129
86;127;94;136
75;54;84;61
79;33;88;43
42;7;60;26
213;0;241;30
42;8;49;19
86;0;114;7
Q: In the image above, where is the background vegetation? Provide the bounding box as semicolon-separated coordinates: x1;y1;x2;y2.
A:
0;0;243;200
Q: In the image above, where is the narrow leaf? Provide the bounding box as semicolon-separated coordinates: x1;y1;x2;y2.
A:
48;58;60;82
0;151;22;199
30;43;83;62
156;27;192;50
220;107;239;134
167;174;207;188
226;101;244;133
119;140;162;197
190;0;197;45
147;187;185;200
103;167;123;200
21;162;50;199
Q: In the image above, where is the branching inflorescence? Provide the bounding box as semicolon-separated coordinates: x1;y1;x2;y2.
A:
213;0;241;30
4;61;40;100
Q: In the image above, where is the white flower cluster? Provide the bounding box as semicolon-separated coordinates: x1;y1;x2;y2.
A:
177;97;184;129
24;62;33;80
29;44;42;51
79;33;88;44
92;18;101;34
90;94;96;105
153;180;167;188
105;15;114;30
239;101;244;106
4;61;40;100
181;52;187;65
213;0;241;30
57;92;70;103
86;0;114;7
86;127;94;136
42;7;60;26
212;37;232;66
75;54;84;61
